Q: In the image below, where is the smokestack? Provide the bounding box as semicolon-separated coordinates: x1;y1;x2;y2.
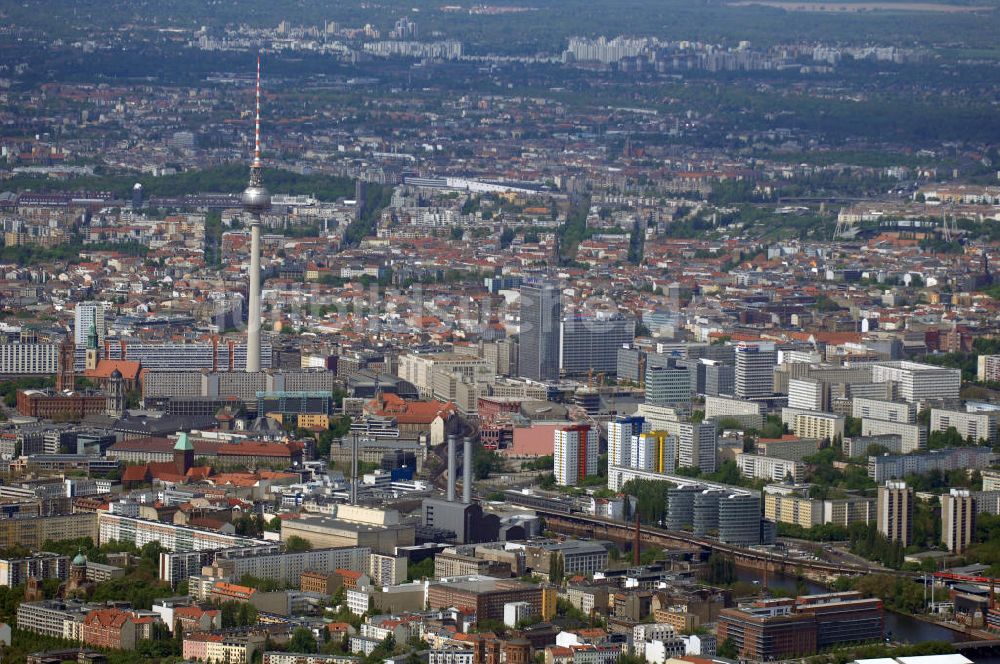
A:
633;510;641;566
463;437;473;504
351;433;358;505
447;435;457;502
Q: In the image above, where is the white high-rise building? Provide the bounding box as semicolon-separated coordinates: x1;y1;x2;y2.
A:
877;480;913;546
73;302;107;346
735;342;777;401
677;422;717;474
608;415;648;468
630;432;677;474
941;488;974;554
554;424;598;486
788;377;825;412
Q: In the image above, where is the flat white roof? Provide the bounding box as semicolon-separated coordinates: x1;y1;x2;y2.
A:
855;656;973;664
897;656;972;664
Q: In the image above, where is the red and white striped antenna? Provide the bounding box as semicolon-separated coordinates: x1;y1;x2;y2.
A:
253;53;262;168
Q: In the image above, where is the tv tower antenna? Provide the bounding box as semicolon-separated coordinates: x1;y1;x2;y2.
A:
242;53;270;373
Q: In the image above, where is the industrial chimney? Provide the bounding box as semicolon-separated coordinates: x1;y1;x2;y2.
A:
447;435;457;502
463;437;473;504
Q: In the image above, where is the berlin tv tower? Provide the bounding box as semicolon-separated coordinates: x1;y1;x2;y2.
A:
241;55;270;372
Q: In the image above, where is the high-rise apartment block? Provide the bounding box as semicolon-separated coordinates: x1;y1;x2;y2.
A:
631;431;676;474
608;415;647;468
978;355;1000;383
677;422;717;474
941;488;974;554
73;302;107;346
554;424;598;486
876;481;913;547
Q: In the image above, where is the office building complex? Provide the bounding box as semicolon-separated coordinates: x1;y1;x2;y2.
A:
97;339;273;372
554;424;598;486
559;315;634;375
734;343;777;401
871;361;961;403
703;360;735;397
718;593;882;660
941;488;974;554
718;493;763;546
519;281;561;381
645;359;692;407
876;481;913;546
427;577;542;622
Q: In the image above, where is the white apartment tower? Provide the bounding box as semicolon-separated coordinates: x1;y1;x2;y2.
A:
877;480;913;547
73;302;107;346
554;424;598;486
608;415;648;468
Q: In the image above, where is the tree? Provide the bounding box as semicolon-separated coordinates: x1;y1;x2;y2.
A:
705;553;736;584
289;627;318;654
549;552;565;584
407;557;434;582
621;478;672;524
285;536;313;552
717;638;738;659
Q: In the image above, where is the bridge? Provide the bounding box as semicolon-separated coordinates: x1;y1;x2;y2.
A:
534;508;913;580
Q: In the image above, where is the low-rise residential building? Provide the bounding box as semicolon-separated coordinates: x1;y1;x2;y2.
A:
704;396;764;430
81;608;139;651
735;453;805;483
755;436;820;462
764;484;875;529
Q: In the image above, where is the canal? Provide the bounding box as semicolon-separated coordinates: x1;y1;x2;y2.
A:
734;568;964;644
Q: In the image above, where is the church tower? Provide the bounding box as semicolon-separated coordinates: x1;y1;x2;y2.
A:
84;323;99;372
174;432;194;476
106;368;125;418
56;334;75;392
